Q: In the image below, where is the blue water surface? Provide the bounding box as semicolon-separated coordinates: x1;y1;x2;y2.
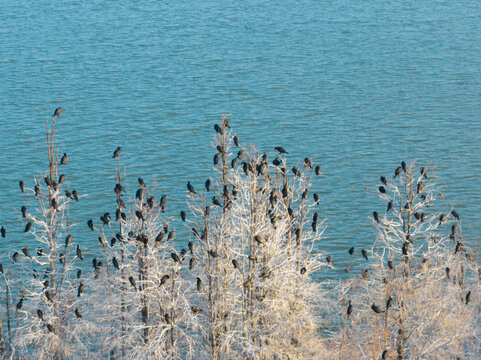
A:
1;0;480;275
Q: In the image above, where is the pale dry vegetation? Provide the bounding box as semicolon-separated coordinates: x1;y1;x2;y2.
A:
0;111;480;359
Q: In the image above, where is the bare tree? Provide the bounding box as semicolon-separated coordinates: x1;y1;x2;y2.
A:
335;162;481;359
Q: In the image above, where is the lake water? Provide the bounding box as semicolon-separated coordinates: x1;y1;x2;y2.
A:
1;0;480;276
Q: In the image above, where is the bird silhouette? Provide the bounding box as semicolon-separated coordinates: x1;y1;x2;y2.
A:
361;249;368;260
348;247;354;255
60;153;68;165
380;176;387;185
113;146;121;158
53;107;62;117
75;308;82;319
171;253;180;262
129;276;137;290
274;146;288;154
196;277;202;291
77;282;84;297
233;134;239;146
160;274;170;286
371;303;383;313
24;222;32;232
347;300;352;319
37;309;44;320
19;181;25;192
76;245;84;260
187;181;196;194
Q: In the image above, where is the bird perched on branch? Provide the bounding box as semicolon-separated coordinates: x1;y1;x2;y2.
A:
52;107;62;117
113;146;121;158
371;303;383;313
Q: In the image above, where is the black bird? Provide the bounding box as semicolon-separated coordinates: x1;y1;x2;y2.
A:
402;242;409;256
213;153;220;166
273;157;281;166
386;296;393;309
326;255;333;264
292;166;301;177
46;323;55;333
87;219;94;231
60;153;68;165
254;235;265;244
113;146;121;158
300;267;307;275
313;193;320;204
274;146;288;154
361;249;368;260
165;313;173;325
188;241;194;253
72;190;79;201
187;181;196;194
417;182;424;194
196;277;202;291
57;175;65;186
112;257;119;270
19;180;25;192
167;230;175;241
77;270;82;279
21;206;27;218
100;213;111;225
160;194;167;208
455;241;463;254
24;222;32;232
135;210;144;220
191;306;202;315
77;282;84;297
378;186;386;194
216;145;223;153
37;309;44;320
160;274;170;286
53;107;62;117
445;267;450;279
383;201;391;214
45;291;54;302
138;177;145;188
347;300;352;319
76;245;84;260
313;212;319;224
466;291;471;305
189;258;195;270
214;123;222;133
208;250;219;258
380;176;387;185
451;210;460;220
401;161;407;172
1;226;5;238
129;276;137;290
171;253;180;262
205;179;211;192
35;184;40;197
180;211;186;221
439;214;446;225
232;259;239;269
348;247;355;255
371;303;383;314
75;308;82;319
16;298;24;311
315;165;321;175
0;263;3;274
233;134;239;146
64;235;72;247
231;158;237;168
12;252;19;262
381;350;388;359
21;246;31;258
212;196;221;207
387;260;394;270
373;212;380;223
135;188;143;200
394;166;402;177
65;190;72;199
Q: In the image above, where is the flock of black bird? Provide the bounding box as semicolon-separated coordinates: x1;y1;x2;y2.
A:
0;111;472;347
